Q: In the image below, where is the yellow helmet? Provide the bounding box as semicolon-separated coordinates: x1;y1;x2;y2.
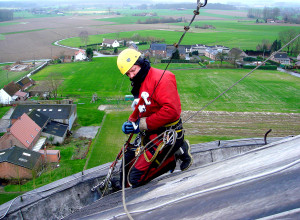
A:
117;48;141;75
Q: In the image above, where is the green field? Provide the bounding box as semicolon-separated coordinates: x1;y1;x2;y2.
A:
0;64;30;88
0;106;10;118
32;57;300;113
0;22;23;27
31;57;130;97
59;20;300;50
1;29;46;36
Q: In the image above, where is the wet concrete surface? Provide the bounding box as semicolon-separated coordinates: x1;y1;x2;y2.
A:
73;126;100;139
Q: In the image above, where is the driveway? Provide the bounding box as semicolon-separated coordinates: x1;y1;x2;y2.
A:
73;126;100;139
0;107;14;133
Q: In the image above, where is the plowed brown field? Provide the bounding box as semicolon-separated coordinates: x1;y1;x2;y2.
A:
0;15;174;63
182;111;300;138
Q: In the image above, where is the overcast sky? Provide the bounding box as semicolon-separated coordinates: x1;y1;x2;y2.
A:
0;0;299;7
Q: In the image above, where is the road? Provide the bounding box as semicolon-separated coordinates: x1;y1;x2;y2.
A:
277;67;300;78
0;108;14;133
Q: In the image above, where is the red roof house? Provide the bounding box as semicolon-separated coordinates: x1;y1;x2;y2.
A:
9;113;41;150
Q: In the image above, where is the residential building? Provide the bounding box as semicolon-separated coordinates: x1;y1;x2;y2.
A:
16;77;35;91
39;149;60;163
166;45;186;59
8;113;43;150
42;121;68;144
205;45;230;60
74;49;87;61
102;39;120;48
0;146;42;179
10;104;77;130
0;133;24;150
0;82;21;104
228;48;248;61
13;91;29;102
150;43;167;58
271;52;290;65
191;44;208;56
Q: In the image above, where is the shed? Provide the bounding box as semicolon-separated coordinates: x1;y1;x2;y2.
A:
124;95;134;101
38;149;60;163
0;146;42;179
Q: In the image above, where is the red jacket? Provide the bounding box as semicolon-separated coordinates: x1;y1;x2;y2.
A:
129;67;181;131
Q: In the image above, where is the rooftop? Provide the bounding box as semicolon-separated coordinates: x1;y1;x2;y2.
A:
1;136;299;219
42;121;68;137
0;146;41;170
10;113;41;149
11;104;76;120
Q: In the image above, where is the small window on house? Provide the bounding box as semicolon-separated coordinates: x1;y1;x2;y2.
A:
19;158;28;162
43;109;47;111
35;128;39;131
30;134;34;138
35;114;40;117
23;152;31;157
0;152;5;156
26;140;30;144
29;109;32;111
37;109;41;111
58;109;62;112
49;109;53;112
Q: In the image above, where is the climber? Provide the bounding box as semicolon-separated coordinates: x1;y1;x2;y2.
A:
112;48;193;190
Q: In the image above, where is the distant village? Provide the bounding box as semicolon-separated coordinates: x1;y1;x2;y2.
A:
0;37;299;181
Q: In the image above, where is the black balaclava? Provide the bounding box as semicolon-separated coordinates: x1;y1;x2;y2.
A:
130;57;151;98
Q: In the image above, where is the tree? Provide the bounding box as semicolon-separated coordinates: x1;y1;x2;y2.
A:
271;39;282;52
114;47;118;54
272;8;280;20
279;29;298;54
228;49;241;67
216;51;227;65
171;49;180;60
46;72;62;99
79;31;89;47
86;48;93;61
0;9;13;22
256;39;271;58
59;51;65;63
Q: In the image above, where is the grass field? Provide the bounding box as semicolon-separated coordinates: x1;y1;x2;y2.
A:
86;111;129;169
0;64;30;88
0;106;10;118
59;20;300;50
31;57;130;97
32;57;300;113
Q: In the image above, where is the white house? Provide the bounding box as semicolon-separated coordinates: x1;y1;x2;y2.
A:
102;39;120;48
271;52;290;65
0;82;21;104
191;44;208;56
74;49;86;61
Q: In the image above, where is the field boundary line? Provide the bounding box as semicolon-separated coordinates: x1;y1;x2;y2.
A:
83;113;107;171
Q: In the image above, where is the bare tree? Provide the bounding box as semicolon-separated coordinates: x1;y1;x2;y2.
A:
216;51;227;65
228;49;241;67
79;31;89;47
46;72;62;99
256;39;271;58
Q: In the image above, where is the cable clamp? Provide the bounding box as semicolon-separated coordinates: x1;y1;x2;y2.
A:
184;26;190;31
